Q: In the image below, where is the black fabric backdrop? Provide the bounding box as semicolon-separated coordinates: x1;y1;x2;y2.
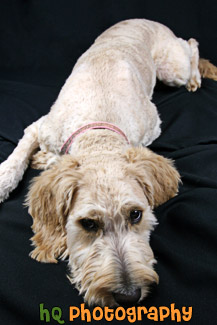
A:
0;1;217;324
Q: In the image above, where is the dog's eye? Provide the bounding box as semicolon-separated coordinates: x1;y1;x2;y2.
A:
130;210;142;224
80;218;99;231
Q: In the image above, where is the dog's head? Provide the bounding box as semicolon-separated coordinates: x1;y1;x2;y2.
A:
26;147;180;306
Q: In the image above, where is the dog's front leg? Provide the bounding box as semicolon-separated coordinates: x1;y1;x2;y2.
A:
0;116;45;203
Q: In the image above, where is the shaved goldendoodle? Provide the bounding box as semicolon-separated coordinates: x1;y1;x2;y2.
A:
0;19;216;306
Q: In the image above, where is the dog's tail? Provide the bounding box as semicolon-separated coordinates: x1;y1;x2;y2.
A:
199;58;217;81
0;117;44;203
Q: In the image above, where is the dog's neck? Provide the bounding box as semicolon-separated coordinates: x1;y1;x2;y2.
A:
61;122;129;154
67;129;129;161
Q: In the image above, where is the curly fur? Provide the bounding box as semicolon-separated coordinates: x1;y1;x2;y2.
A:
0;19;216;306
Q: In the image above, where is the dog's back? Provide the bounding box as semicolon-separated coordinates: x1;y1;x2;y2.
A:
0;18;217;203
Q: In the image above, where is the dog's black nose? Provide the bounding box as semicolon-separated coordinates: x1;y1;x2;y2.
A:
113;288;141;306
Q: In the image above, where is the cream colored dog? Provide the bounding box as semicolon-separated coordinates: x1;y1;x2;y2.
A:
0;19;216;306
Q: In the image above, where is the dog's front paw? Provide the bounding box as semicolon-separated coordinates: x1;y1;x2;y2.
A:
0;160;16;203
31;151;59;170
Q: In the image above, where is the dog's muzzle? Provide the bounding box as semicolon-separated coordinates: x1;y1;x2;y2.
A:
112;288;141;306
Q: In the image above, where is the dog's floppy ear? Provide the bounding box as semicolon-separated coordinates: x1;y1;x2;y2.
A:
125;147;180;208
25;155;81;263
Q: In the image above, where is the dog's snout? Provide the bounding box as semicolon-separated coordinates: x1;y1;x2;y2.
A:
113;288;141;306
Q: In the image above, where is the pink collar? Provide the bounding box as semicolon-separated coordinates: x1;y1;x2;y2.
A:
60;121;129;154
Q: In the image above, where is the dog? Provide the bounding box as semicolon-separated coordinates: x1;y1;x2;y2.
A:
0;19;217;307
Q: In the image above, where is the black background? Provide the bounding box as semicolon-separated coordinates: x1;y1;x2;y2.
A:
0;1;217;324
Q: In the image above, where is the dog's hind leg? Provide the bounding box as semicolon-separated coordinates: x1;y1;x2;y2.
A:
186;38;201;92
154;36;201;91
0;116;44;203
155;34;217;92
